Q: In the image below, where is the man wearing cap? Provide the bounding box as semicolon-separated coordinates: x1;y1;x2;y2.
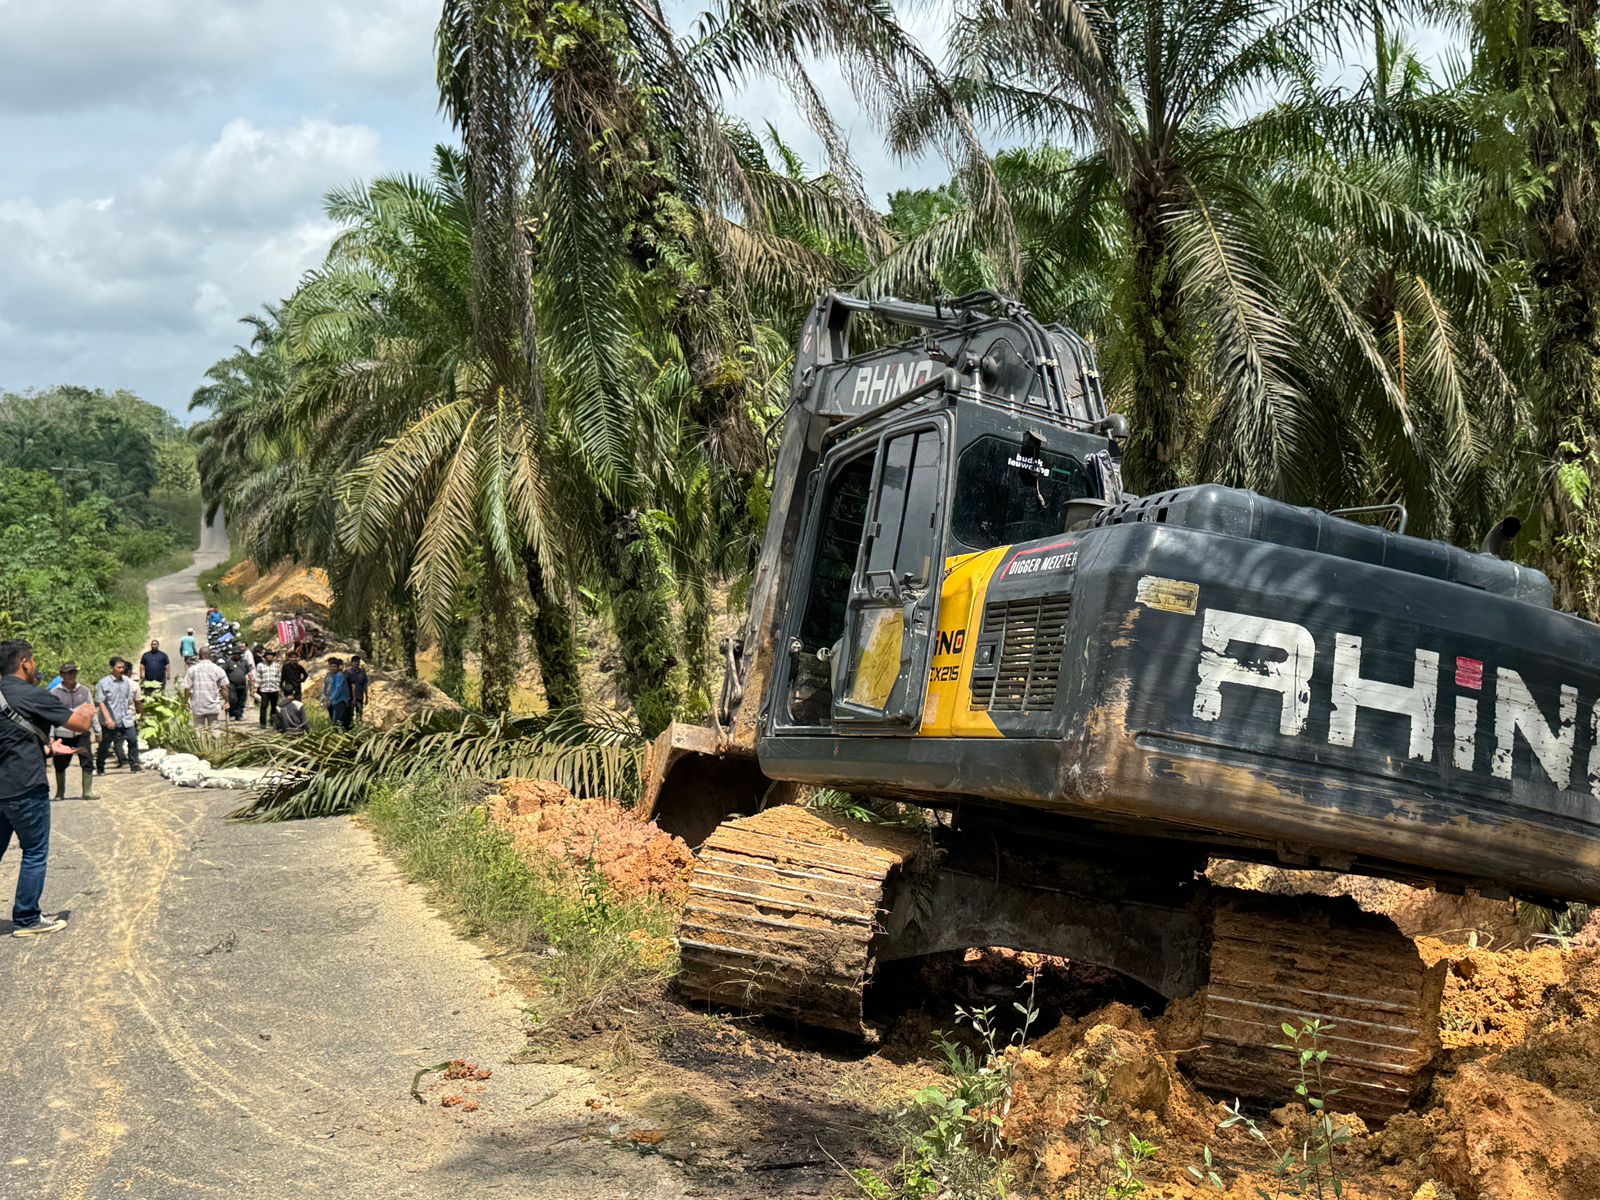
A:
321;658;353;730
179;628;198;663
49;664;94;800
95;657;142;774
0;638;94;935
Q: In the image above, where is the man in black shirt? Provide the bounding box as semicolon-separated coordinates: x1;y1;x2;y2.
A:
280;654;307;701
138;639;171;693
347;656;370;723
0;639;93;935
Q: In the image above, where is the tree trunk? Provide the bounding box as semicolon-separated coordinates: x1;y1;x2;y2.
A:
437;620;466;702
397;600;418;680
357;620;374;662
477;563;519;714
523;548;583;711
602;507;681;737
1524;0;1600;620
1121;181;1187;494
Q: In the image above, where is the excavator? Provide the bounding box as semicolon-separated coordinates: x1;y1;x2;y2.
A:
640;290;1600;1117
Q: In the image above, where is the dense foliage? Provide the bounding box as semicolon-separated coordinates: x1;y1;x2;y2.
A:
191;0;1600;735
0;387;200;673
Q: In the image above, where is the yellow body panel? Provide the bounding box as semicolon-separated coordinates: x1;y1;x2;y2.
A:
918;546;1007;737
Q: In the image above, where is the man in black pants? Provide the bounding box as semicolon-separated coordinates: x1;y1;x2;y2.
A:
95;657;142;774
346;656;370;723
0;639;94;935
49;664;93;800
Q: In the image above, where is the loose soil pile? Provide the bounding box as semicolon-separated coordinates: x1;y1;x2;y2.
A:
1209;860;1528;946
360;674;461;731
489;778;694;905
222;557;335;622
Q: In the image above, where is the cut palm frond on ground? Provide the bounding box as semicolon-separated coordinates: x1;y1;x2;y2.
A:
227;706;644;822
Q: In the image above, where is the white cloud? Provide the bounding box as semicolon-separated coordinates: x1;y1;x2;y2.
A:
0;117;369;417
192;218;338;338
0;0;439;113
146;118;382;224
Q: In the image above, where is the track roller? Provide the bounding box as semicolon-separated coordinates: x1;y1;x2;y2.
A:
1192;891;1446;1119
675;805;923;1036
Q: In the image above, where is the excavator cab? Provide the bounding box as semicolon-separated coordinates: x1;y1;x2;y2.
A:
642;291;1119;836
777;402;1114;741
783;413;951;732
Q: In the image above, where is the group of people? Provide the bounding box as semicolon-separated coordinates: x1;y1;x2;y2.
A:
0;605;378;937
41;650;164;801
179;607;369;735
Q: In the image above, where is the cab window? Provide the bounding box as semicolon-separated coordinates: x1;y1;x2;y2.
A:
951;434;1094;550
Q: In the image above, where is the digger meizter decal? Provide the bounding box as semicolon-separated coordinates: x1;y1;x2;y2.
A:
1192;607;1599;797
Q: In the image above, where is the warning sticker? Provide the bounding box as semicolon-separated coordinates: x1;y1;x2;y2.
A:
1135;576;1199;615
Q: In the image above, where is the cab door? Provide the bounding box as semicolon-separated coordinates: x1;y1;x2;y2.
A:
831;418;950;731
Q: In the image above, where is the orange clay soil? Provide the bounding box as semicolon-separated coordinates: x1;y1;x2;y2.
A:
488;778;694;906
1000;945;1600;1199
1417;937;1575;1051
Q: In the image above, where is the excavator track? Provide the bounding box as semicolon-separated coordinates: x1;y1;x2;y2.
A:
1193;891;1446;1119
675;805;924;1036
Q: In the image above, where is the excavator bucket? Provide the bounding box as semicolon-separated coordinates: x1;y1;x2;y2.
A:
638;722;780;849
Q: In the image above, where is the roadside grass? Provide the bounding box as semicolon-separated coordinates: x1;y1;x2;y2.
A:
366;770;676;1021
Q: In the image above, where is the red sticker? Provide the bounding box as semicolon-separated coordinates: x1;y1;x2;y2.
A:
1456;657;1483;690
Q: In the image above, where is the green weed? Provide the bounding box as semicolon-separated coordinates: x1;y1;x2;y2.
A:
365;769;675;1017
1190;1019;1350;1199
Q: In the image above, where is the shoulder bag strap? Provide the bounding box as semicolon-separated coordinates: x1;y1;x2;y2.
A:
0;686;49;747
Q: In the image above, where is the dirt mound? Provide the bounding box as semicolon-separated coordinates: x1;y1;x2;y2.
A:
489;779;694;905
1417;938;1575;1051
221;559;260;589
226;558;334;623
1209;861;1525;945
361;675;461;731
1003;1003;1421;1197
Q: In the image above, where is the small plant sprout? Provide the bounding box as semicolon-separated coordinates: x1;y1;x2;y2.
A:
1108;1133;1159;1198
896;970;1042;1198
1193;1019;1349;1199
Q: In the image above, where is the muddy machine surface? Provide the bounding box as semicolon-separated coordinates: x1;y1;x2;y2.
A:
645;291;1600;1116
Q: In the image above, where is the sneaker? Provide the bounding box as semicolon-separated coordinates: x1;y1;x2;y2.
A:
13;917;68;937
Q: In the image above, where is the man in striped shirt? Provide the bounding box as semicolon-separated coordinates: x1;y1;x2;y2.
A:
249;649;283;728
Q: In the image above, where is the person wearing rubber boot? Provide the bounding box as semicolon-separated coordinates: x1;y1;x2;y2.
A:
49;664;93;800
0;639;94;936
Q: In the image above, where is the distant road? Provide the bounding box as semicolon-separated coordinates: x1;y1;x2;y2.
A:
0;506;688;1199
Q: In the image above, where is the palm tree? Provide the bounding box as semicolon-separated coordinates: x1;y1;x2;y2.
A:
1468;0;1600;617
878;7;1518;540
282;148;585;712
434;1;882;729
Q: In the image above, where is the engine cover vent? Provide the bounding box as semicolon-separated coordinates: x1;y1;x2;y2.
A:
971;595;1072;713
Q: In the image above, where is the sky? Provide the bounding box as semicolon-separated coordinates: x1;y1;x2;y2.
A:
0;2;1456;420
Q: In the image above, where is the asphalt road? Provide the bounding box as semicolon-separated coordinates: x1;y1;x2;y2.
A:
0;512;689;1199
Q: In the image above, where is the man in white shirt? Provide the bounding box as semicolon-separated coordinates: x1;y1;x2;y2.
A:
95;657;142;774
249;649;282;728
184;648;231;731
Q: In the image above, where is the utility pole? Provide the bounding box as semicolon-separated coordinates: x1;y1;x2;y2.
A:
49;461;117;537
